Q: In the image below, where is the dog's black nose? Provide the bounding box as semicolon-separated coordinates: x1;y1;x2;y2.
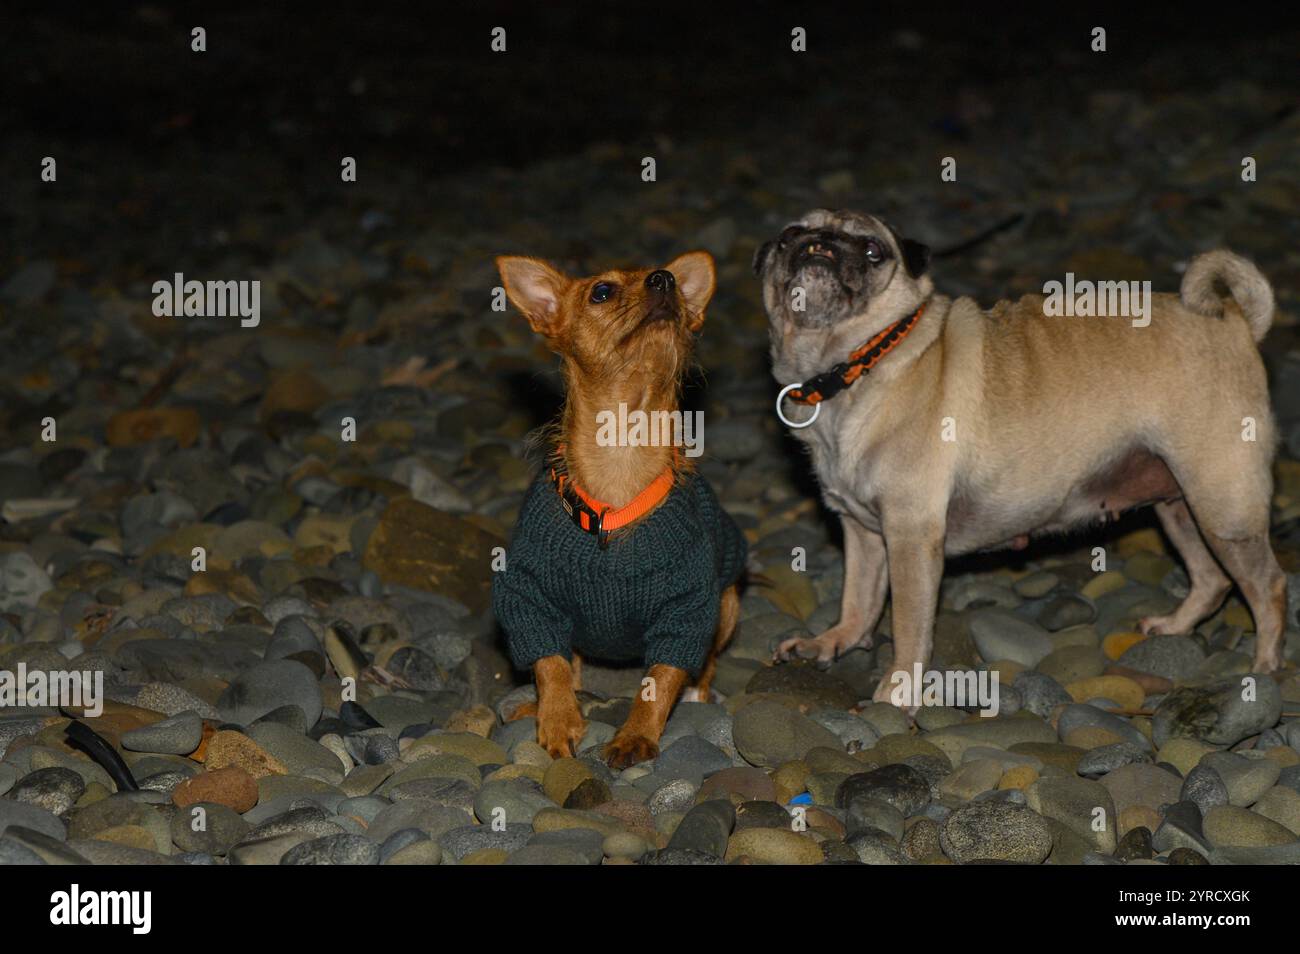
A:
645;270;675;293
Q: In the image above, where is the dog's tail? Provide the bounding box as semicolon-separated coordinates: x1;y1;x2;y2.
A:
1180;249;1275;344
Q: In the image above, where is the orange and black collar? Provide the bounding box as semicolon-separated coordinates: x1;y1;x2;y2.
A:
785;303;925;406
548;447;675;548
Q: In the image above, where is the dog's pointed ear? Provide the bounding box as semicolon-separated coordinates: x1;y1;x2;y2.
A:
666;250;716;330
900;238;931;279
496;256;570;337
752;240;774;276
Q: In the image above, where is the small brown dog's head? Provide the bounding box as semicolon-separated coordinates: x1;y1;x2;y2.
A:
495;252;716;385
755;209;932;332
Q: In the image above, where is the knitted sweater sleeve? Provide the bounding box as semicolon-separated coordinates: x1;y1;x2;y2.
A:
493;555;574;670
491;478;574;670
641;540;720;675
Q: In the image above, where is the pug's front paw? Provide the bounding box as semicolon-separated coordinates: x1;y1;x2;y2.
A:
773;626;871;666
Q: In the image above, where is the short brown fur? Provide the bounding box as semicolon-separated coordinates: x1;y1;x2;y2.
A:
497;251;740;764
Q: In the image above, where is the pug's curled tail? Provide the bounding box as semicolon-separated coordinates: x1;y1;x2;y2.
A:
1181;249;1275;343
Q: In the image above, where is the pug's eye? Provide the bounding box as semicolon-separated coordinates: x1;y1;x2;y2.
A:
589;282;615;304
864;239;884;264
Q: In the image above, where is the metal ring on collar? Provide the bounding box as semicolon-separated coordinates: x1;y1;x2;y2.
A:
776;382;821;429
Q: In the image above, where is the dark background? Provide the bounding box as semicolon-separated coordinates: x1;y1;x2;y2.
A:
3;1;1298;458
5;3;1297;174
4;3;1297;284
0;2;1298;885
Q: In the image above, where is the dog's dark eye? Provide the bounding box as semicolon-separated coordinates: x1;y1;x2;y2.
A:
777;226;803;248
589;282;615;304
864;239;884;264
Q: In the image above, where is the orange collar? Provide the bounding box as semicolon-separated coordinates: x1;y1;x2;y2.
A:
786;303;925;406
548;446;676;547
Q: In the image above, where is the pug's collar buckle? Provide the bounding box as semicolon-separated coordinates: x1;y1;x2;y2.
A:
775;303;925;428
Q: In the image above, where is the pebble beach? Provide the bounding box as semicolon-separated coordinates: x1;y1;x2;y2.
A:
2;9;1300;866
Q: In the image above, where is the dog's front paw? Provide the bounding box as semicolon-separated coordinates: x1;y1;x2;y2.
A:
871;670;920;720
1251;649;1284;674
773;628;870;667
604;732;659;769
1137;614;1181;637
537;702;586;759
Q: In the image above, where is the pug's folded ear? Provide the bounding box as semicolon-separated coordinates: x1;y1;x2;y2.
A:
881;218;931;280
901;238;931;279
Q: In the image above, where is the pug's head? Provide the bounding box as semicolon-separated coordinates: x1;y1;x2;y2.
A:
755;209;932;343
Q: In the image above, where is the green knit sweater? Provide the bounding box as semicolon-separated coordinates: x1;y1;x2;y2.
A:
493;468;747;675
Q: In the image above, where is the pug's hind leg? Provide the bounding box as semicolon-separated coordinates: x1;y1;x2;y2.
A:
776;517;887;665
1200;530;1287;673
1169;439;1286;672
1138;498;1231;636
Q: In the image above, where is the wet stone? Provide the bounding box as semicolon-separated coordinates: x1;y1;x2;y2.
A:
836;764;931;818
11;767;86;815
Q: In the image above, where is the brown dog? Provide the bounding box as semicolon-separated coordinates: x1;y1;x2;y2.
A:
493;251;745;767
758;208;1287;705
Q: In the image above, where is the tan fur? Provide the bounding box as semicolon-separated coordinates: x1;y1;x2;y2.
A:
532;654;585;758
764;210;1287;703
605;664;688;769
496;252;714;507
496;251;741;764
1181;249;1275;341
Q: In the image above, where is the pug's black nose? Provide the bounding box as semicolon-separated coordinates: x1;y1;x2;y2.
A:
645;270;675;293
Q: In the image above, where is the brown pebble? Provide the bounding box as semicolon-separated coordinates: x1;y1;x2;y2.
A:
173;766;259;813
203;730;287;779
1102;663;1172;696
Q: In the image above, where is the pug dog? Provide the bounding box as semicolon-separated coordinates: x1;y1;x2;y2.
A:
757;208;1286;705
